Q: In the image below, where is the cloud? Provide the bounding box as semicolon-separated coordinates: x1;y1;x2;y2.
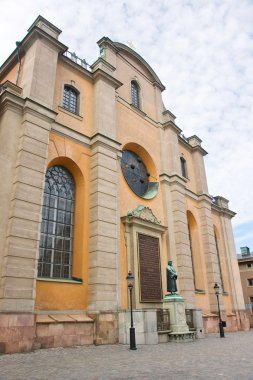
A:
1;0;253;250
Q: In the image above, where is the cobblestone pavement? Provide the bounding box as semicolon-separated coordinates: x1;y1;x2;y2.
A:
0;330;253;380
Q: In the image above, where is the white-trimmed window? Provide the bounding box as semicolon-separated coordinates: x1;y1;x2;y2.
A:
38;166;75;279
131;80;140;109
62;85;79;114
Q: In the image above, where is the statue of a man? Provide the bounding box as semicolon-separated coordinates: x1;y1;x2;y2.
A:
166;260;177;294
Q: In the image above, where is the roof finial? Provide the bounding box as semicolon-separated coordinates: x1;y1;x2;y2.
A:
126;41;136;50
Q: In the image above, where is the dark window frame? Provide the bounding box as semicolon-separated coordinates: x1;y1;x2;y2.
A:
62;85;79;115
131;80;140;109
38;166;75;280
180;156;188;178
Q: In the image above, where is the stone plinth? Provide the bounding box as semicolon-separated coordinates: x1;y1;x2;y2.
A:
164;294;189;333
164;294;195;342
119;309;158;345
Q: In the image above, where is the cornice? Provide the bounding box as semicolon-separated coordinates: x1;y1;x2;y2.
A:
162;120;182;135
211;202;236;218
121;215;167;233
90;57;116;72
90;132;121;152
0;90;25;116
197;193;213;205
97;37;119;53
22;98;57;125
113;42;165;91
159;173;187;189
116;96;159;128
28;15;62;35
97;37;165;91
92;68;123;89
51;122;90;148
60;56;93;79
0;26;67;81
163;109;176;121
191;145;208;156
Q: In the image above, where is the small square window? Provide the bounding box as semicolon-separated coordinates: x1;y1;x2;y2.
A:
247;278;253;286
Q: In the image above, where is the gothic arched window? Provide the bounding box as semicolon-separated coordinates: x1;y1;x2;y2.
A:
131;80;140;109
62;85;79;114
38;166;75;279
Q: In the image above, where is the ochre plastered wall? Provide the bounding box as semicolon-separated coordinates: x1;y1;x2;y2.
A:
212;212;233;312
35;132;90;310
1;61;19;85
179;142;197;193
186;201;210;311
115;51;163;122
53;59;94;137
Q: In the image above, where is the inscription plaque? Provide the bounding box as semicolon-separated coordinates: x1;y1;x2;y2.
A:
138;233;162;302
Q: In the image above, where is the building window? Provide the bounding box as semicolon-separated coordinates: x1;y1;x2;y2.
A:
131;80;140;108
62;85;79;114
187;222;196;289
215;233;224;292
180;156;187;178
38;166;75;279
247;263;252;268
248;278;253;286
250;297;253;313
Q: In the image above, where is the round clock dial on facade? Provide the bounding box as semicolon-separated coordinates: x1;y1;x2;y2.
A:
121;150;158;199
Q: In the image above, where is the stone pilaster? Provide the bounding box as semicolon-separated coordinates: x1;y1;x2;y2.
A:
188;136;208;195
213;197;245;310
160;121;181;176
159;122;195;308
0;91;56;312
198;195;222;311
20;17;66;108
88;59;122;311
88;135;121;310
169;178;195;307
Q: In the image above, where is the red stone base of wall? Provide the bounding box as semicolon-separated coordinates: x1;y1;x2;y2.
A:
0;311;119;354
203;310;250;333
0;314;36;354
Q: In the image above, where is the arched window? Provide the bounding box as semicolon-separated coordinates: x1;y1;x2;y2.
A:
180;156;187;178
187;222;196;289
131;80;140;109
62;85;79;114
38;166;75;279
187;211;205;291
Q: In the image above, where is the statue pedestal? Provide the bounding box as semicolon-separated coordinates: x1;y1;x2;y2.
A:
163;294;195;342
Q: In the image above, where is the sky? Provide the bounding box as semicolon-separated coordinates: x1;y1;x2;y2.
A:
1;0;253;253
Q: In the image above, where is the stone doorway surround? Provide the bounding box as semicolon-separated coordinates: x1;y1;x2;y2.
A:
121;205;168;311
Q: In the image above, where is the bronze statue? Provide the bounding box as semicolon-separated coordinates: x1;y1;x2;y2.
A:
166;260;177;294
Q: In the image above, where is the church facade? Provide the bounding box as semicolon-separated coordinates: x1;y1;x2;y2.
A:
0;16;248;353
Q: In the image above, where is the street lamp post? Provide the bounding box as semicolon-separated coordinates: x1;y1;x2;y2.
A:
214;282;225;338
126;270;137;350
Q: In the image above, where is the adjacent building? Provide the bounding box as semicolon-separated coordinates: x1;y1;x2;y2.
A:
0;16;249;353
238;247;253;327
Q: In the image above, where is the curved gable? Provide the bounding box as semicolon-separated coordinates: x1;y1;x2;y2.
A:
113;42;165;91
